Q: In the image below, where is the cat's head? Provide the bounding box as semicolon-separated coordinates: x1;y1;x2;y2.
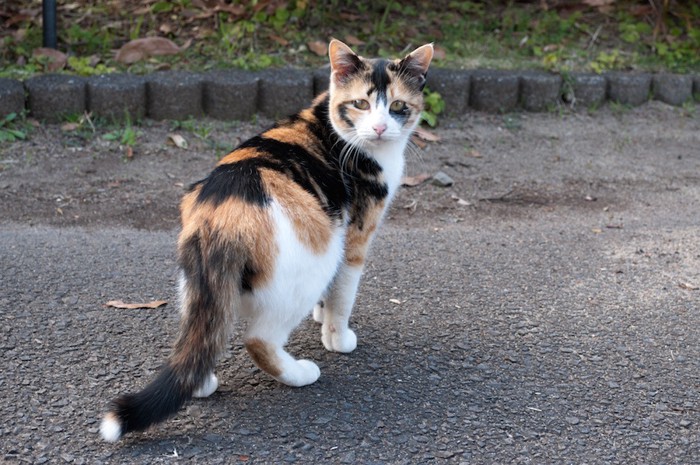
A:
327;40;434;149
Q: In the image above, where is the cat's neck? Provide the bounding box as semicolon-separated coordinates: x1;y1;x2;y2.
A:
362;138;407;201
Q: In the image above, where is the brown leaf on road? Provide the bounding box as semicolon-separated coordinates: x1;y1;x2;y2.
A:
115;37;190;64
33;47;67;72
679;282;699;291
466;149;482;158
106;300;168;310
401;173;432;187
307;40;328;56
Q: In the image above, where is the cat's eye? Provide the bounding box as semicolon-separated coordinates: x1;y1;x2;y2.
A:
390;100;407;114
352;99;370;110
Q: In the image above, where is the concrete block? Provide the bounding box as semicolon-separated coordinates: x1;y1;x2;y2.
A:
425;69;470;116
203;70;259;120
257;69;313;119
470;70;519;113
313;67;331;96
652;73;693;106
606;72;651;106
146;71;203;120
519;71;562;111
87;73;146;121
0;78;25;118
24;74;86;122
565;73;606;108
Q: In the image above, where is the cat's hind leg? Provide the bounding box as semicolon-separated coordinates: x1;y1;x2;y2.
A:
244;312;320;386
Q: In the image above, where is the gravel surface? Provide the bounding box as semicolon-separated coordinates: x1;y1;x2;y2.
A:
1;102;699;464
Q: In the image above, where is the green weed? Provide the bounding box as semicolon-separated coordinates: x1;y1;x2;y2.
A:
421;87;445;128
103;115;139;148
0;113;29;143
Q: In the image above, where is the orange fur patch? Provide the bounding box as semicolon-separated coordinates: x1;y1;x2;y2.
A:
245;338;282;377
260;168;333;255
179;185;277;290
345;201;385;266
217;147;261;166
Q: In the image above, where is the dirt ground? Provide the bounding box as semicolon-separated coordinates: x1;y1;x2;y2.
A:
1;102;697;232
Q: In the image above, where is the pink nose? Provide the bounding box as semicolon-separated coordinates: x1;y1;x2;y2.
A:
373;124;387;136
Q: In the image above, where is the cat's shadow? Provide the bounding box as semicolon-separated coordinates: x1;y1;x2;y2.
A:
115;317;499;458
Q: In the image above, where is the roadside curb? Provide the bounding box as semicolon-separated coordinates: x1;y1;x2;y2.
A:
1;69;698;123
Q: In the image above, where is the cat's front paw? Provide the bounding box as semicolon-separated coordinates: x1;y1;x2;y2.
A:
321;324;357;353
277;359;321;387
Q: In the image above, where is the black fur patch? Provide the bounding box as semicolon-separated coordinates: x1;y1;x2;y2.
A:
368;60;391;104
252;136;349;220
194;160;270;207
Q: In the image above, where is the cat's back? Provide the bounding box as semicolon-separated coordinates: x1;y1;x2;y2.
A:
178;94;348;288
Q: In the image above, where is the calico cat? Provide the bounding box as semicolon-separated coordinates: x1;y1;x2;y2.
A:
100;39;433;442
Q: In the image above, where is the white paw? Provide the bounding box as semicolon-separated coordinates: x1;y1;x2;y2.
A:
312;302;324;323
193;373;218;398
277;359;321;387
321;324;357;353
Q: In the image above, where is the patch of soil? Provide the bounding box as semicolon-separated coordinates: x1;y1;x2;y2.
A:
1;101;698;232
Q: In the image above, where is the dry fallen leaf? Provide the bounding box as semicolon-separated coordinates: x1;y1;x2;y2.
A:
679;282;699;291
410;135;427;149
33;47;67;72
414;127;441;142
451;194;472;206
401;173;432;187
60;122;80;132
167;133;189;149
307;40;328;57
106;300;168;309
433;44;447;60
466;149;482;158
269;34;289;46
115;37;190;64
344;34;365;46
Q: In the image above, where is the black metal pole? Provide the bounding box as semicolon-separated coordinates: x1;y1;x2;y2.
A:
42;0;57;49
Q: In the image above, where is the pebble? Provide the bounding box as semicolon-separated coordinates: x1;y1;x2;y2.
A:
431;171;454;187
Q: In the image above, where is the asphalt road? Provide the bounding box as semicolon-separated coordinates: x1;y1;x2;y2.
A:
1;103;699;464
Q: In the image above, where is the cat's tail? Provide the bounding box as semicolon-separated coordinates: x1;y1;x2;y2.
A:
99;230;241;442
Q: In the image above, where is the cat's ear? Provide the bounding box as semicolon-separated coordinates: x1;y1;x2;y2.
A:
398;43;434;89
329;39;363;82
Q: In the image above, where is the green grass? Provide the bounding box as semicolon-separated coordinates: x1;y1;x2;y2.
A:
0;0;699;80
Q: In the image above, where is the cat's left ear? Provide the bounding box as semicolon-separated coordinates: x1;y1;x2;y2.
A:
398;43;434;89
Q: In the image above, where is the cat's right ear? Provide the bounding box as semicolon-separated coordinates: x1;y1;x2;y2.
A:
329;39;363;83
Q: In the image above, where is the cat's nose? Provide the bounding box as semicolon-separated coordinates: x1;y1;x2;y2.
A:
373;124;387;136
